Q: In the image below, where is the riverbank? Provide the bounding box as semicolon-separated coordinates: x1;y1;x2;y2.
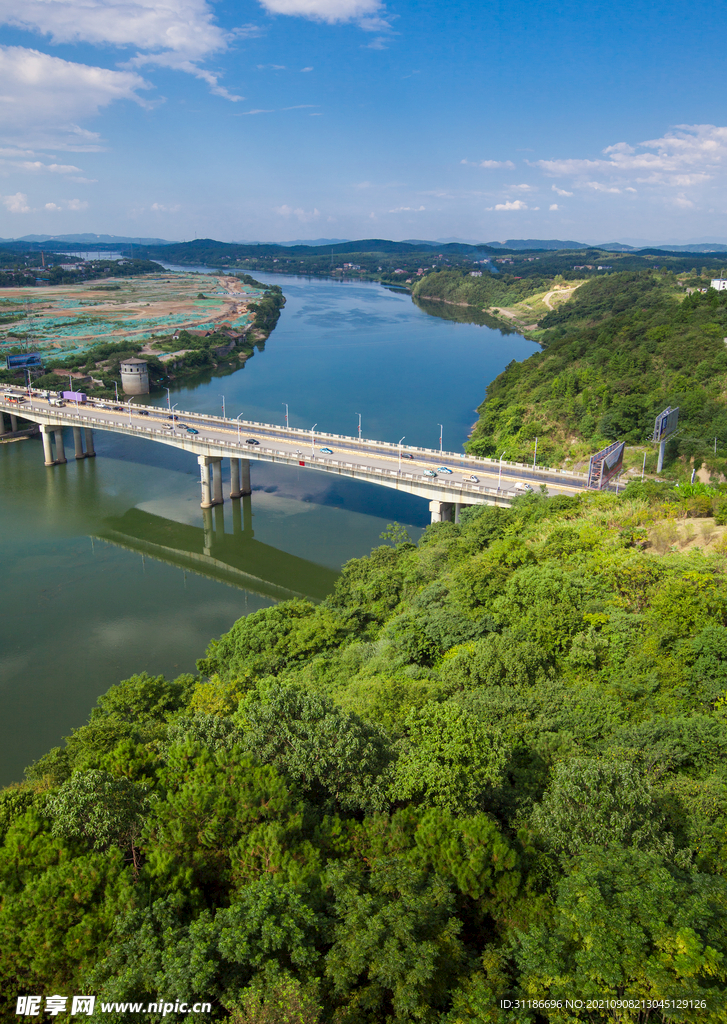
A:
0;272;285;397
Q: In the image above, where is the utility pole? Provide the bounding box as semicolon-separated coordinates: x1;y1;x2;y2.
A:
533;436;538;469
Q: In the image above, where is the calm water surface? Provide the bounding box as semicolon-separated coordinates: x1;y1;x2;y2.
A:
0;272;534;784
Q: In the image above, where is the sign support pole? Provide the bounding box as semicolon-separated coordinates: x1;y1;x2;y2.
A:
657;440;666;474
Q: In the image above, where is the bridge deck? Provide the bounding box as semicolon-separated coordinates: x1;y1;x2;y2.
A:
1;387;590;508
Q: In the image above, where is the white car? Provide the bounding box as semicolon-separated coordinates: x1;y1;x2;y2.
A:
514;481;534;492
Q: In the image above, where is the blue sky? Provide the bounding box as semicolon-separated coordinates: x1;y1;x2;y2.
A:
1;0;726;244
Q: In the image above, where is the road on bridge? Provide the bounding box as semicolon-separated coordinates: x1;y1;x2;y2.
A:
1;385;591;502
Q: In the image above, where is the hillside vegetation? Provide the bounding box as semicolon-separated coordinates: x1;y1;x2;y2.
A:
3;488;727;1022
462;271;727;474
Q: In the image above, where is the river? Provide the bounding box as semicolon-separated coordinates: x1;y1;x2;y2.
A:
0;271;535;785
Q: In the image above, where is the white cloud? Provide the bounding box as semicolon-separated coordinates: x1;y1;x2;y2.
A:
258;0;385;23
0;0;227;56
0;0;247;100
151;202;181;212
534;125;727;209
301;66;314;72
363;36;389;49
552;184;573;196
461;159;516;169
587;181;622;194
511;183;534;191
0;157;81;175
388;205;425;212
274;204;320;222
488;200;528;211
43;197;88;211
549;203;559;210
2;192;31;212
0;46;149;147
237;104;317;116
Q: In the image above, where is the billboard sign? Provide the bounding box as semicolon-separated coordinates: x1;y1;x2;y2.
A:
587;440;625;490
654;406;679;442
6;352;42;370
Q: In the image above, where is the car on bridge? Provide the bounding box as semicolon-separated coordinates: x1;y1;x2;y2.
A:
515;481;534;492
401;453;414;460
246;438;260;445
423;470;437;477
466;474;479;483
437;466;453;474
320;447;333;454
186;427;199;435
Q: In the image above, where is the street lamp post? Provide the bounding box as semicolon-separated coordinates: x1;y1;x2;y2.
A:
533;436;538;469
163;387;171;410
219;394;226;419
127;396;134;426
236;412;244;444
438;424;443;453
171;403;178;428
283;403;289;430
498;450;506;491
310;423;317;455
114;381;119;403
398;436;405;472
357;413;362;440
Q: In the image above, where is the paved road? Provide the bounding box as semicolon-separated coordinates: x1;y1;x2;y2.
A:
1;386;590;500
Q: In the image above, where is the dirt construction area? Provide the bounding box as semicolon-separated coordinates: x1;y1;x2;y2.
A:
0;273;264;360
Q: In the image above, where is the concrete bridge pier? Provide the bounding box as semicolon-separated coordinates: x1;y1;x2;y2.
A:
41;425;55;465
198;455;213;508
229;457;251;499
73;427;86;460
429;500;454;524
454;502;461;524
241;458;251;496
0;412;6;435
211;458;224;506
10;414;18;433
84;428;96;457
198;455;224;508
53;427;66;464
230;457;241;498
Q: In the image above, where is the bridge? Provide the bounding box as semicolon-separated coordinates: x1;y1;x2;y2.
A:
0;387;589;523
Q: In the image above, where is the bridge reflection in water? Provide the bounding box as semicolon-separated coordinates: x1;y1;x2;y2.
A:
95;498;340;604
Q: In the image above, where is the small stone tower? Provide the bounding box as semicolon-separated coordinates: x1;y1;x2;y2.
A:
120;357;149;395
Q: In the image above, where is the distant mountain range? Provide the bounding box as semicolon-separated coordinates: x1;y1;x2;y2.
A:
3;233;727;257
231;237;351;246
0;233;178;245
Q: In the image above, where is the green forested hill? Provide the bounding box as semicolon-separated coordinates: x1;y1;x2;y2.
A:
463;271;727;474
3;488;727;1022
